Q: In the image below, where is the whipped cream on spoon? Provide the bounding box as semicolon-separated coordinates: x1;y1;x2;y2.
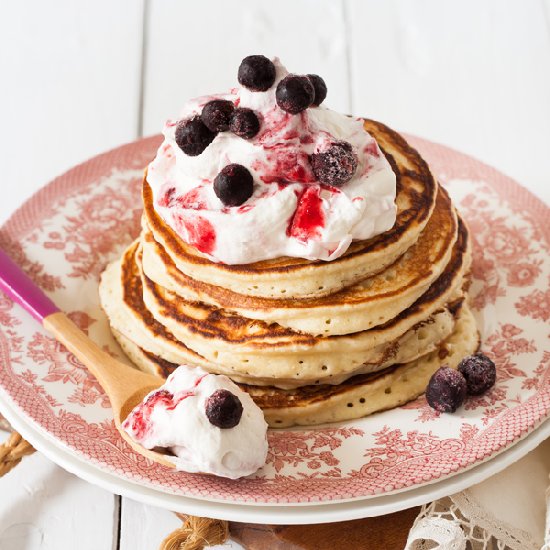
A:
123;365;268;479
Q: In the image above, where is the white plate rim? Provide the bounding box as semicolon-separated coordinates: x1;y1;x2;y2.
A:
2;390;548;524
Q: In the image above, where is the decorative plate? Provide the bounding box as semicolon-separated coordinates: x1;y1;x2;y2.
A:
0;135;548;504
1;391;548;523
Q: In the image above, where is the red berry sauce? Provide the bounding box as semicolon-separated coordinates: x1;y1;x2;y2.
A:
174;213;217;255
287;186;325;242
257;109;294;144
255;146;316;185
158;186;177;208
363;141;380;157
360;141;381;176
123;375;207;441
176;187;209;210
125;389;174;440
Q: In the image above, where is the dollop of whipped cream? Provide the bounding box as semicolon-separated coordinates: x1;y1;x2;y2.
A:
122;365;268;479
147;58;396;264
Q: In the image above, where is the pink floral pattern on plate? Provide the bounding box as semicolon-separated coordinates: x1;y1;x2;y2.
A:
0;135;548;504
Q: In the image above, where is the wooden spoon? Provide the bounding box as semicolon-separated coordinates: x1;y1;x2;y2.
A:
0;248;176;468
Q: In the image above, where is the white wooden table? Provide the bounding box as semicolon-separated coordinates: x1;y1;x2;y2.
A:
1;1;549;548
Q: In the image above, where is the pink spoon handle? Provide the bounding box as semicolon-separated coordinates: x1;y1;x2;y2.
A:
0;248;60;322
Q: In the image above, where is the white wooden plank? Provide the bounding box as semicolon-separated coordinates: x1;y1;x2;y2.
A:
120;497;243;550
0;3;144;548
0;431;117;550
544;0;550;24
0;0;145;224
142;0;349;135
348;0;550;204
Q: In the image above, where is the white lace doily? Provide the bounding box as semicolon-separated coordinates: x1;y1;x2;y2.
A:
406;439;550;550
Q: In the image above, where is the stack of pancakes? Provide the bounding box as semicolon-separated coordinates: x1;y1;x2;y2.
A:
99;120;479;428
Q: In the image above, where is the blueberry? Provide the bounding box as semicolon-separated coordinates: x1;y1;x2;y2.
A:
458;353;496;396
310;141;358;186
426;367;467;413
230;108;260;139
175;116;216;156
201;100;234;132
238;55;276;92
214;164;254;207
276;75;315;114
205;389;243;429
307;74;327;106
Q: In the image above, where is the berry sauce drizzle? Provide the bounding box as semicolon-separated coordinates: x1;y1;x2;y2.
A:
123;374;207;441
174;213;216;255
176;187;209;210
287;186;325;242
253;147;315;185
158;186;177;208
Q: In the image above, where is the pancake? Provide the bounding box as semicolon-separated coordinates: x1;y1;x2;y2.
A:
99;217;470;388
111;327;180;379
97;100;481;430
142;185;458;338
99;245;213;370
142;185;457;338
112;303;479;428
250;302;479;427
142;119;438;299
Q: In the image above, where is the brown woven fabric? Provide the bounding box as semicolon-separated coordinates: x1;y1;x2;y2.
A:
0;431;35;477
159;514;229;550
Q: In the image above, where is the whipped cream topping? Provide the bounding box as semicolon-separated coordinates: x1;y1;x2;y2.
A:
122;365;268;479
147;58;397;264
